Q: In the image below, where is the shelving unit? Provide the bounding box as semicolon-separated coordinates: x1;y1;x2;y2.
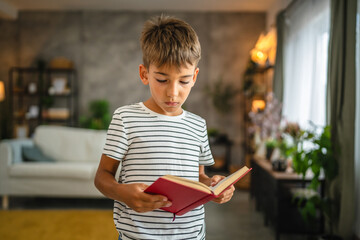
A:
208;136;232;173
241;65;274;189
9;67;78;138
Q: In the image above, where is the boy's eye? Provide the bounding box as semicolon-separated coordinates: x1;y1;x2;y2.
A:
180;81;190;85
156;79;167;83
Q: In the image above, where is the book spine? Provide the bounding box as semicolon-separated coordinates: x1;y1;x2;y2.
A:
175;194;215;216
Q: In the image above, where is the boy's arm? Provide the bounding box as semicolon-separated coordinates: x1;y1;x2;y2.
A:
198;165;235;204
199;165;212;186
94;154;172;213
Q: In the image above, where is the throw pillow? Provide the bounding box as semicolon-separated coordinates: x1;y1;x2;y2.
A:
22;146;55;162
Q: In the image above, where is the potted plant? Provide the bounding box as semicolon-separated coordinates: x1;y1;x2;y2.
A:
204;77;240;115
265;138;277;160
204;77;240;148
80;99;111;130
289;124;340;239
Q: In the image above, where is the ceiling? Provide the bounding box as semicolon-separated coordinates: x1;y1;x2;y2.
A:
2;0;276;13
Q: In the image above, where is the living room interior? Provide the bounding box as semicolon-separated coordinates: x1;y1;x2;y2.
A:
0;0;359;239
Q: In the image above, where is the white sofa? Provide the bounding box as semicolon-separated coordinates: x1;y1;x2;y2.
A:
0;125;109;209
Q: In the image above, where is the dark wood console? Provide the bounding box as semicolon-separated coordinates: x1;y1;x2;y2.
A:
250;156;324;240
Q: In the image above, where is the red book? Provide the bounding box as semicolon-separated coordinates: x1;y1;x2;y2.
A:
145;166;252;217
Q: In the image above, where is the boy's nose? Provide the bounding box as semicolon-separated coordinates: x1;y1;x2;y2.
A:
167;83;179;97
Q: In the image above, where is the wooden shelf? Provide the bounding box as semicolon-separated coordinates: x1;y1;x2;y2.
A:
9;67;78;138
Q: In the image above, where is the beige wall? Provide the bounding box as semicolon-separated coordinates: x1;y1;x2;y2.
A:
266;0;292;30
0;11;265;165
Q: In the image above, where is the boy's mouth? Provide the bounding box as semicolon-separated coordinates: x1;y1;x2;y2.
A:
165;102;179;107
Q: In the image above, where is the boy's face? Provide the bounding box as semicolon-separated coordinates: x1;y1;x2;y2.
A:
139;63;199;116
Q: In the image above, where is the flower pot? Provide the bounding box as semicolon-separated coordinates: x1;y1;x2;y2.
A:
272;159;287;171
266;146;274;160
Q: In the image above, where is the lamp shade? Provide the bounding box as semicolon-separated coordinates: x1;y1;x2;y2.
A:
0;81;5;102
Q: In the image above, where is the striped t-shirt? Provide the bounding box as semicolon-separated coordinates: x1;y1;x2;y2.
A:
102;102;215;240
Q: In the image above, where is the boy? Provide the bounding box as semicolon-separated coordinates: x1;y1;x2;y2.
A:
94;15;235;240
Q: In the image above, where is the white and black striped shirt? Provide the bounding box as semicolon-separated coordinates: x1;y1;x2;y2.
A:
103;102;214;240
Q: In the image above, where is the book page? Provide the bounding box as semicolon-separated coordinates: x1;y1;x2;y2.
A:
210;166;250;196
162;175;212;194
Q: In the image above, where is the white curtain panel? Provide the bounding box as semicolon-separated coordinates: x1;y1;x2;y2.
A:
282;0;330;129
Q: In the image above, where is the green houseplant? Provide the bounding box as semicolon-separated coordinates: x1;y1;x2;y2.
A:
265;138;277;160
205;77;240;115
289;124;339;239
80;100;111;130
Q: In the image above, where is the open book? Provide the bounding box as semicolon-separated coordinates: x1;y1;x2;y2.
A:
145;166;251;217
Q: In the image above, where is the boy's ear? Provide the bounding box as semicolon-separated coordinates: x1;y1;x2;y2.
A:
192;67;199;85
139;64;149;85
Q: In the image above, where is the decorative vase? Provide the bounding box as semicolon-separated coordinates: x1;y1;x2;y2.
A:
271;159;287;172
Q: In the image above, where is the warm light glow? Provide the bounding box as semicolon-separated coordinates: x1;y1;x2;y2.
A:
250;28;277;66
252;100;266;112
0;81;5;102
251;49;267;65
257;51;265;58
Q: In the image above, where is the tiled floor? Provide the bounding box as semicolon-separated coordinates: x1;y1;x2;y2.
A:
205;190;308;240
206;190;273;240
5;190;310;240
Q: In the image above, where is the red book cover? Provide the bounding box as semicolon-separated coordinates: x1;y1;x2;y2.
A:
145;166;252;216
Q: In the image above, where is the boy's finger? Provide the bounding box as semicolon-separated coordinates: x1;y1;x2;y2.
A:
143;197;172;210
211;175;225;186
143;192;168;202
138;183;150;191
153;194;169;203
140;200;172;213
155;200;172;209
224;185;235;193
212;197;224;204
151;195;172;208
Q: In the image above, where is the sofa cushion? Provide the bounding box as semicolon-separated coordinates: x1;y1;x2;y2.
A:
22;146;55;162
9;162;98;180
33;125;107;163
3;139;33;164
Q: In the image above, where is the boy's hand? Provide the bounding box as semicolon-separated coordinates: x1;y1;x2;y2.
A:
210;175;235;204
117;183;172;213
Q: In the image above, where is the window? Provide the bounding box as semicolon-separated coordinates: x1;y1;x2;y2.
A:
282;0;330;129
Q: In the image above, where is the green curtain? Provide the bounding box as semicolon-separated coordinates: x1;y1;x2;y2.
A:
327;0;357;238
272;10;285;103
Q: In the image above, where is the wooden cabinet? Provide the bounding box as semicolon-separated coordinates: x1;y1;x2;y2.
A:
250;157;324;240
9;67;78;138
208;136;232;173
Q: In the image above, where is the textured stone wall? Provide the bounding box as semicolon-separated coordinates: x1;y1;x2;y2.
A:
0;11;265;165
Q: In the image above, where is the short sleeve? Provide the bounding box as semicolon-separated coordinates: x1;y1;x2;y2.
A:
102;110;129;161
199;121;215;166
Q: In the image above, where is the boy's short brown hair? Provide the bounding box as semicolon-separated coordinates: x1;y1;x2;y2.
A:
140;15;201;69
